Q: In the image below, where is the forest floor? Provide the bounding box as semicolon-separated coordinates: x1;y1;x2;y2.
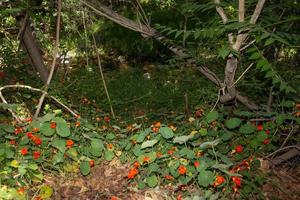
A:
0;63;299;200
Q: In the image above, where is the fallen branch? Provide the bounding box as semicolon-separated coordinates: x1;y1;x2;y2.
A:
0;84;78;117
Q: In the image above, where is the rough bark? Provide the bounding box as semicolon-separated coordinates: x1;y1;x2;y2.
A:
16;14;49;83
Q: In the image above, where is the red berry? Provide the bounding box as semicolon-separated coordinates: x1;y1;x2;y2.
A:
33;151;41;159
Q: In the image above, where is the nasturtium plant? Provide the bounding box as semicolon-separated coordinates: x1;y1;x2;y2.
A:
225;118;242;129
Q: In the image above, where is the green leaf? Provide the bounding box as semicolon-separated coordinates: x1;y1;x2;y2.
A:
197;170;214;187
173;135;194;144
53;152;64;164
249;52;261;60
0;124;14;133
41;122;55;137
276;114;287;125
146;175;158;188
137;128;151;143
53;117;70;137
239;123;256;134
225;118;241;129
39;185;53;199
66;148;78;161
200;139;220;149
205;111;218;123
256;131;268;142
51;139;66;153
90;139;104;157
256;59;268;69
104;150;114;161
80;161;91;176
159;127;174;139
141;139;158;149
221;131;234;141
40;113;56;122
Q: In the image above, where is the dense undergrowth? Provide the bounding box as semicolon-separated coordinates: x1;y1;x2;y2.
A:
0;63;299;199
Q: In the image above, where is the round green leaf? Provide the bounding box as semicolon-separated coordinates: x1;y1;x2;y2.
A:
205;111;219;123
104;150;114;161
146;175;158;188
239;123;256;134
141;139;158;149
51;139;66;153
159;127;174;139
197;170;214;187
41;122;55;136
90;139;104;157
225;118;241;129
53;117;70;137
80;161;91;176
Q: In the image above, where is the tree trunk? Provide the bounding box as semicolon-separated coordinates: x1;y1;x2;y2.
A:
16;14;49;83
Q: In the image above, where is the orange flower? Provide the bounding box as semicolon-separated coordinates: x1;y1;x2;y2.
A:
35;196;42;200
75;121;81;127
26;132;33;138
263;139;269;145
26;117;33;123
257;124;264;131
14;127;23;134
165;175;174;180
107;143;114;149
235;145;243;153
133;161;140;168
156;152;163;158
177;193;183;200
20;148;28;155
89;160;95;167
111;196;118;200
127;167;138;179
50;122;56;129
143;156;150;163
9;140;16;145
232;176;242;187
66;139;74;148
32;136;42;145
33;151;41;159
194;161;200;168
213;176;225;187
17;187;26;194
152;121;161;133
168;150;174;155
178;165;187;175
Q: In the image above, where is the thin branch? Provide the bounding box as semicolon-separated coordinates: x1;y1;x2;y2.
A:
0;85;78;117
34;0;62;118
230;63;254;87
213;0;228;23
267;145;300;158
91;33;116;119
250;0;267;24
238;0;245;22
234;0;267;50
0;91;22;123
213;0;234;45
